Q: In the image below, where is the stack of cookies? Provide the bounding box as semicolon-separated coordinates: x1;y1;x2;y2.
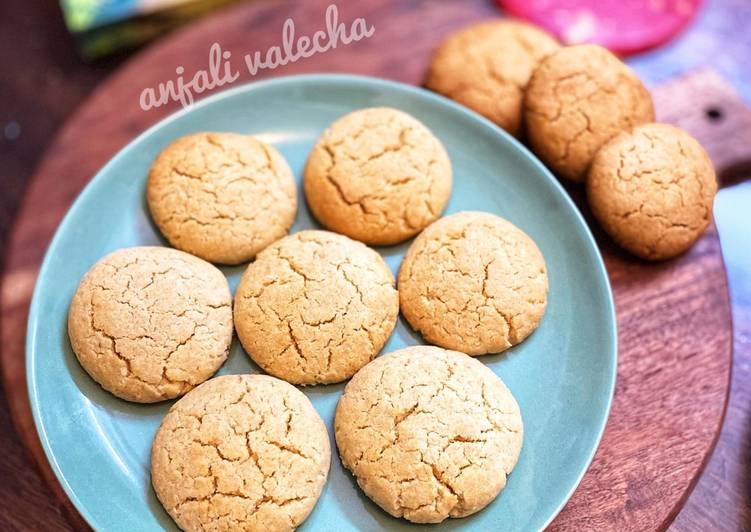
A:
68;105;548;530
427;20;717;261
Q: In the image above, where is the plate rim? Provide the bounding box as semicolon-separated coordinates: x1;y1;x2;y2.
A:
26;73;618;531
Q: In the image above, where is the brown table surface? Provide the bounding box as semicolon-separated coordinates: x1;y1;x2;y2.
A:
0;0;749;530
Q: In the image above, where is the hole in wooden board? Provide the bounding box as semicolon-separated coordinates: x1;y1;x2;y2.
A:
705;106;724;122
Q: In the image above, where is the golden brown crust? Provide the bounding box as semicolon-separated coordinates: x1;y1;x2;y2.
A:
303;107;452;246
67;246;232;403
587;123;717;260
426;19;560;137
233;230;399;385
151;374;331;532
147;132;297;265
524;44;654;182
398;212;547;355
335;346;523;523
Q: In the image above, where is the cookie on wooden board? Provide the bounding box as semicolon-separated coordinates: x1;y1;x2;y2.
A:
426;19;560;137
524;44;654;182
587;123;717;260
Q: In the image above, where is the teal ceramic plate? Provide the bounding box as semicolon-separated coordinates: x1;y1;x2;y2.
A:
27;75;616;531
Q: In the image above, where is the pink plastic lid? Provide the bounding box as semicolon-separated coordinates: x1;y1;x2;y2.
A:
498;0;702;55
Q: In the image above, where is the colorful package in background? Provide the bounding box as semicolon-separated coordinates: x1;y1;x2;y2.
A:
60;0;244;59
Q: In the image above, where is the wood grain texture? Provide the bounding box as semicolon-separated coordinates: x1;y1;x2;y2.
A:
0;0;734;530
670;182;751;532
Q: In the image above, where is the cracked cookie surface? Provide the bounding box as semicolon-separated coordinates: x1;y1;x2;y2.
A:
151;374;330;532
67;246;233;403
147;132;297;265
587;123;717;260
398;211;547;355
426;20;559;137
335;346;523;523
303;107;452;245
234;230;399;385
524;44;654;182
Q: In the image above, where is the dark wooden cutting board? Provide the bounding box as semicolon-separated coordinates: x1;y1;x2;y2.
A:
3;0;748;529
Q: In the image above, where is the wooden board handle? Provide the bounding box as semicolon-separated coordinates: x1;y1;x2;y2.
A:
651;68;751;185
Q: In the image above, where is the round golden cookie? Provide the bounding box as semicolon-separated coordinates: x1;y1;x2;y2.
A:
151;374;330;532
335;345;523;523
398;211;547;355
67;246;232;403
524;44;654;182
587;123;717;260
147;132;297;265
234;230;399;385
304;107;452;246
426;20;560;137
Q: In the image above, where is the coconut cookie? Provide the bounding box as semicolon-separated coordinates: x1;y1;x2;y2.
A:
335;346;523;523
304;107;452;246
234;230;399;385
426;20;560;137
587;123;717;260
151;374;330;532
524;44;654;182
398;211;547;355
147;132;297;264
67;246;232;403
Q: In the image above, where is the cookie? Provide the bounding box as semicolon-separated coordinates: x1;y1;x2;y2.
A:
587;123;717;260
426;20;560;137
335;346;523;523
67;246;232;403
147;132;297;264
524;44;654;182
304;107;452;246
151;374;330;532
234;230;399;385
398;211;547;355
